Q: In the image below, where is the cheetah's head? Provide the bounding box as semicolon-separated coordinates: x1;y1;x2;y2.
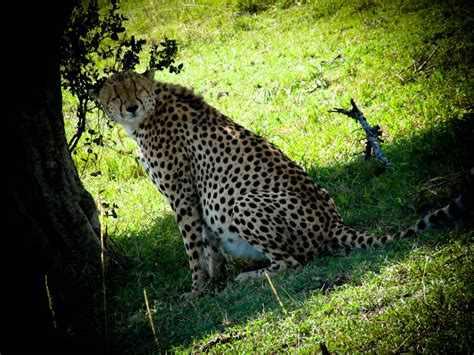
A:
91;70;156;129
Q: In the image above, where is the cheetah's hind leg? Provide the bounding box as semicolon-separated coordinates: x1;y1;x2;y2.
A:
230;190;303;283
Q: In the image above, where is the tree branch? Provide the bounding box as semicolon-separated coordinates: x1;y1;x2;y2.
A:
329;99;391;167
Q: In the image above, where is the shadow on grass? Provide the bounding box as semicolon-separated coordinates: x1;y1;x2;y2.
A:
106;113;473;352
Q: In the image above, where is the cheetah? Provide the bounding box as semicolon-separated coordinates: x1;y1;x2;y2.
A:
91;70;472;298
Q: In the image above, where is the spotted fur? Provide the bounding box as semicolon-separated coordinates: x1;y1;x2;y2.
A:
93;70;473;297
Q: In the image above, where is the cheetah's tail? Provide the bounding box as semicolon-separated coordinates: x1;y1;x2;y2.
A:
335;167;473;249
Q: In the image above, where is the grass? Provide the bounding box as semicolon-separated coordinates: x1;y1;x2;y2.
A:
64;0;473;352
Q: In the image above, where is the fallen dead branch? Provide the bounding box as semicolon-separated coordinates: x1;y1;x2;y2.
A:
329;99;391;167
193;332;246;353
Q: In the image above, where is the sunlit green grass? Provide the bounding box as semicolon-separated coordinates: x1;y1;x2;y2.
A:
65;0;473;352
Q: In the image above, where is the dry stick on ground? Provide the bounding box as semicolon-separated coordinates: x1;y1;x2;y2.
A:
394;44;440;82
329;99;391;167
193;332;246;354
414;44;440;73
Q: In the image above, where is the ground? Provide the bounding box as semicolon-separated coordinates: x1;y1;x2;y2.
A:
64;0;473;352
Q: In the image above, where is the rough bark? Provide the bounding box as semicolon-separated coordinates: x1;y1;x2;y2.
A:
8;2;106;351
330;99;391;167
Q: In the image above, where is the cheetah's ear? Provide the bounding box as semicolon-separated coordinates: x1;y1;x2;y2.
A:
143;69;155;80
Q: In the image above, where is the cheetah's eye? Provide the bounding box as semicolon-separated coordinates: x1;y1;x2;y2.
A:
107;96;120;105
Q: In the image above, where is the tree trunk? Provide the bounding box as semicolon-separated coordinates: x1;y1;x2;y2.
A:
8;2;106;351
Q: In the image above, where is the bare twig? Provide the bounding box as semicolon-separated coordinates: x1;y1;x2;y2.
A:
68;97;90;153
407;171;464;197
193;332;246;353
414;45;440;73
321;54;345;65
329;99;390;167
395;44;440;81
44;275;57;329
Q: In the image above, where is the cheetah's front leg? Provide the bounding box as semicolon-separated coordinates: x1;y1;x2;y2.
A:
174;199;210;299
234;257;302;283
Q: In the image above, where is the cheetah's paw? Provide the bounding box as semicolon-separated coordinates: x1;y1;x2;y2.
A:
235;270;262;283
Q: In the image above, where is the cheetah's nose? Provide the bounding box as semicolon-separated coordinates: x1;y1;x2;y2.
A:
126;105;139;113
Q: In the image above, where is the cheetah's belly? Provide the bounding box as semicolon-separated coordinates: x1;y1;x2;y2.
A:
206;225;266;261
220;232;266;260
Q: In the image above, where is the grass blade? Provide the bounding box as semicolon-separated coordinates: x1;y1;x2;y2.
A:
143;288;160;349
